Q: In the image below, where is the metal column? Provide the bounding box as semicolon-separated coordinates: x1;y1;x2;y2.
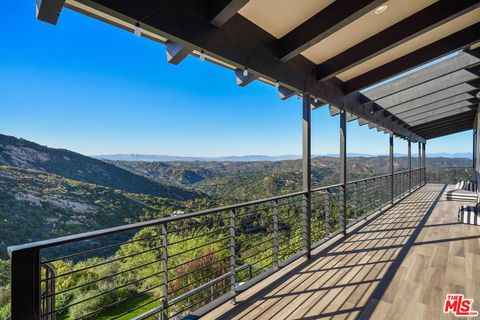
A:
418;142;422;184
302;95;312;258
390;134;394;203
422;143;426;185
408;140;411;193
339;109;347;236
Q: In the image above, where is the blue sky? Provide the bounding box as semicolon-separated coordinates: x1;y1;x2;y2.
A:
0;2;473;157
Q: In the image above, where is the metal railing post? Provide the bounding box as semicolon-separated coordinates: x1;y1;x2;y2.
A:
390;134;394;204
418;142;422;185
9;247;41;320
302;95;312;257
229;209;236;304
323;191;330;236
340;109;347;236
422;143;426;185
408;140;412;193
161;224;168;320
272;200;279;268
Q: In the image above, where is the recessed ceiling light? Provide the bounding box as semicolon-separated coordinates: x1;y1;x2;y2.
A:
476;91;480;99
374;4;388;14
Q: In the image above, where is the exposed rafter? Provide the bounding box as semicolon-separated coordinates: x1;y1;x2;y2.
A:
407;106;478;126
235;69;257;87
396;93;479;119
341;92;424;142
344;23;480;93
417;122;474;138
423;125;473;139
209;0;250;27
278;0;384;62
411;110;477;134
278;86;296;100
362;49;480;101
36;0;65;24
317;1;480;81
166;41;192;65
385;81;480;115
373;66;480;109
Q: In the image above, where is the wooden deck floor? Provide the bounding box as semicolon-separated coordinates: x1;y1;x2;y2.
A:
202;184;480;320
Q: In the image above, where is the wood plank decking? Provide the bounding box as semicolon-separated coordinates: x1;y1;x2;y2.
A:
202;184;480;320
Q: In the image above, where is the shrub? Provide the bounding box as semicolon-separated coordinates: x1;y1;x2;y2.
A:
0;303;10;320
68;286;134;319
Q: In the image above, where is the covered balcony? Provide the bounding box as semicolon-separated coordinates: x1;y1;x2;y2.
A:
8;1;480;319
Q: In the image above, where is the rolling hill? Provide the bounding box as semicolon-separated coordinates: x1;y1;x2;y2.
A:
0;134;201;200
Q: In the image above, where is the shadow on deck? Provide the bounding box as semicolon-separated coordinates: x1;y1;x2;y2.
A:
202;184;480;320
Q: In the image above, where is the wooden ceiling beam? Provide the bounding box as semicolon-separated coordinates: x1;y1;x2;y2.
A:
235;69;257;87
36;0;65;24
278;0;384;62
166;41;192;65
317;0;480;81
209;0;250;27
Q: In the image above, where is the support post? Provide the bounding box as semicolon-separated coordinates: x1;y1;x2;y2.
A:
418;142;422;186
161;224;168;320
422;143;426;185
9;247;41;320
390;134;394;203
408;140;412;193
302;95;312;258
339;109;347;236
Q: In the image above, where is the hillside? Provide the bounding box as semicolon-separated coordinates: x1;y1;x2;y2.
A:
110;156;472;201
0;134;201;200
0;165;185;258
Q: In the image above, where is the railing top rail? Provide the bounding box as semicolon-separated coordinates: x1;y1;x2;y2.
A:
426;166;475;169
347;172;391;184
311;183;342;192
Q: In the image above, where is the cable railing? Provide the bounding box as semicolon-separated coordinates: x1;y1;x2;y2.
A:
426;166;475;184
8;169;426;320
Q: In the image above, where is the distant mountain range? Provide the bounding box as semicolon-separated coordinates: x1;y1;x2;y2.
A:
95;152;473;162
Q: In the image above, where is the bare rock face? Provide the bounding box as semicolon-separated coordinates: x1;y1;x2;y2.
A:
0;145;51;169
